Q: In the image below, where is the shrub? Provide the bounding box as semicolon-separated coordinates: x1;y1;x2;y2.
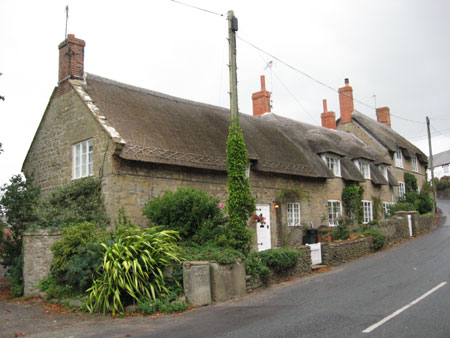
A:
65;242;105;293
51;222;109;279
389;201;416;214
35;177;108;227
245;255;270;284
362;229;385;250
436;176;450;191
39;276;77;300
252;248;300;274
143;187;224;242
225;123;255;254
416;190;434;214
138;294;189;315
404;173;418;193
331;221;350;240
180;244;245;265
86;227;181;315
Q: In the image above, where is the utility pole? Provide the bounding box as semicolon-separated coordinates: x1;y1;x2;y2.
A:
426;116;437;202
227;10;239;125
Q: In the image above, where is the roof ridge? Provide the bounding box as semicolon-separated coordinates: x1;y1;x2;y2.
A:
85;73;230;114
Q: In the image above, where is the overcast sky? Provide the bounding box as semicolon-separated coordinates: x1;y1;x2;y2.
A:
1;0;449;187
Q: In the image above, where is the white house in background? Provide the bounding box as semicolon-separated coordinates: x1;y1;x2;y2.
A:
431;149;450;180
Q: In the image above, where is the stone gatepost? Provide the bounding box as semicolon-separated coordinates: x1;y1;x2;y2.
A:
183;261;211;306
210;261;246;302
23;228;61;296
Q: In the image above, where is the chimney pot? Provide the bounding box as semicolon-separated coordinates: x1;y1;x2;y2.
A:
260;75;266;91
323;99;328;113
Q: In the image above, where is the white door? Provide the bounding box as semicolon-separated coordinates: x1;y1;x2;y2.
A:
255;204;271;251
306;243;322;265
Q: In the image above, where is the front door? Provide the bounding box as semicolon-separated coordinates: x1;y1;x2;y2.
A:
255;204;271;251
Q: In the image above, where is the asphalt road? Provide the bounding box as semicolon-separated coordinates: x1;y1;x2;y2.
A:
28;200;450;338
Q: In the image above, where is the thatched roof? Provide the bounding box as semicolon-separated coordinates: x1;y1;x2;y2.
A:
73;74;326;178
70;74;394;185
350;111;428;164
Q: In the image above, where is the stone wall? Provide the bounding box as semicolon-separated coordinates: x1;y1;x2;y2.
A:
23;229;61;296
377;214;411;245
321;237;373;266
414;214;434;236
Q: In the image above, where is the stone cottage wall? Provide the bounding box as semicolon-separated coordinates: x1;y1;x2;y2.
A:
414;214;434;236
23;229;61;296
102;157;328;250
22;82;115;194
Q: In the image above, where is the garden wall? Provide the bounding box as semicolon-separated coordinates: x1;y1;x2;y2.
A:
321;237;373;266
23;228;61;296
414;214;434;236
377;213;410;245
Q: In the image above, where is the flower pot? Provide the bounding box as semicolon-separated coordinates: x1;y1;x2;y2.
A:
327;235;333;243
349;233;356;240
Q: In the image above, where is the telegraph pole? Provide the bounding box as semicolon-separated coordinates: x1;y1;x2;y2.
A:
228;10;239;125
426;116;437;202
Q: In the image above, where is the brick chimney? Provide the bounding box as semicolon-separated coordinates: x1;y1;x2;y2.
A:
338;78;354;124
58;34;85;83
321;99;336;130
252;75;271;116
376;106;391;128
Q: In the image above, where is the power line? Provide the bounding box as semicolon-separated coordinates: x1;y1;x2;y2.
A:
237;35;426;125
168;0;224;17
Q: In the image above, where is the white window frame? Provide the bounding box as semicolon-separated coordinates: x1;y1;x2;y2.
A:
328;200;342;227
287;202;301;226
412;156;418;172
394;151;403;168
322;154;341;177
362;200;373;224
378;165;388;181
398;181;406;199
355;159;371;179
73;139;93;179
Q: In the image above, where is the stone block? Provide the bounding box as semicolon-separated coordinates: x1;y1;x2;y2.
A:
183;261;211;306
210;261;246;302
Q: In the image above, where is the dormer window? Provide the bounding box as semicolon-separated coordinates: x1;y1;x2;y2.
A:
378;165;388;180
322;154;341;177
412;156;418;172
355;159;371;179
394;151;403;168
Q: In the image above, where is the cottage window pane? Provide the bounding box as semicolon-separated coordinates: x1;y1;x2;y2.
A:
73;139;94;179
287;202;300;226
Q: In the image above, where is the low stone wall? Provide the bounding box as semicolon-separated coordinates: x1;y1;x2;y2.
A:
23;228;61;297
291;245;312;275
437;190;450;200
414;214;433;236
321;237;373;266
377;214;410;245
210;261;246;302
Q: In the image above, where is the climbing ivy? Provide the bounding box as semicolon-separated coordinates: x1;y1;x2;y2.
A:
226;123;255;254
341;183;364;224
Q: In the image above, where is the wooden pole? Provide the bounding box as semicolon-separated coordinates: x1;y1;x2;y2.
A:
228;10;239;125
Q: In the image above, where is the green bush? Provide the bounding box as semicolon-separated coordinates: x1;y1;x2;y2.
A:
331;221;350;240
404;173;418;193
51;222;109;279
252;248;300;274
389;201;416;214
416;190;434;214
143;187;225;242
138;294;189;315
35;177;108;227
86;227;181;315
245;255;270;284
65;242;105;293
39;276;77;300
362;229;385;250
180;244;245;265
436;176;450;191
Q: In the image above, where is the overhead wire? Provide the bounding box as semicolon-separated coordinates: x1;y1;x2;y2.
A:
168;0;224;16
